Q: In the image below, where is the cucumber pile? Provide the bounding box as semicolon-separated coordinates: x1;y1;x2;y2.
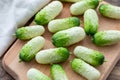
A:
14;0;120;80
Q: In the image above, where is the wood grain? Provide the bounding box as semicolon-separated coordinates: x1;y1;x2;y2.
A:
1;1;120;80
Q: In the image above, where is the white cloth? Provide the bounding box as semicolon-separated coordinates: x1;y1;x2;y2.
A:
0;0;50;57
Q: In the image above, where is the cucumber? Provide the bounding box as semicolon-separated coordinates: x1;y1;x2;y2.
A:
52;27;86;47
27;68;51;80
35;1;63;25
48;17;80;33
50;64;68;80
99;4;120;19
70;0;99;15
71;58;101;80
19;36;45;62
58;0;102;2
35;47;70;64
58;0;82;3
16;25;45;40
84;9;99;35
93;30;120;46
74;46;105;66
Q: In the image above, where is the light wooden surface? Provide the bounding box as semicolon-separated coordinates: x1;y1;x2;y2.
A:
1;1;120;80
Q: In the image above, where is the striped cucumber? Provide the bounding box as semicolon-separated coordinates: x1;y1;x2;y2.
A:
50;64;68;80
35;1;63;25
19;36;45;62
74;46;105;66
48;17;80;33
70;0;99;15
52;27;86;47
84;9;99;35
71;58;101;80
16;25;45;40
35;47;70;64
27;68;51;80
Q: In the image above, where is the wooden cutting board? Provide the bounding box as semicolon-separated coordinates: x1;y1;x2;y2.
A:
2;1;120;80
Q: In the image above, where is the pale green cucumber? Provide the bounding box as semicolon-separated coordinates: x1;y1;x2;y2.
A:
74;46;105;66
71;58;101;80
35;47;70;64
50;64;68;80
70;0;99;15
19;36;45;62
52;27;86;47
35;1;63;25
48;17;80;33
16;25;45;40
27;68;51;80
84;9;98;35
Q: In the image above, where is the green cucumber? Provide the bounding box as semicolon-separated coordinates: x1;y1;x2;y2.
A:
19;36;45;62
35;47;70;64
27;68;51;80
70;0;99;15
35;1;63;25
58;0;82;3
48;17;80;33
52;27;86;47
74;46;105;66
71;58;101;80
99;4;120;19
50;64;68;80
16;25;45;40
93;30;120;46
84;9;98;35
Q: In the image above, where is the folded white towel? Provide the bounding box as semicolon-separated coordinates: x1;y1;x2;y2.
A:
0;0;50;57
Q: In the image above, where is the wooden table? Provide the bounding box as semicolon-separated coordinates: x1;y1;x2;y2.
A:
0;0;120;80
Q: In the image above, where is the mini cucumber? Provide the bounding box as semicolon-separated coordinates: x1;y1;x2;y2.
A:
58;0;102;2
71;58;101;80
52;27;86;47
16;25;45;40
50;64;68;80
35;1;63;25
35;47;70;64
99;4;120;19
74;46;104;66
27;68;51;80
48;17;80;33
19;36;45;62
58;0;82;2
93;30;120;46
70;0;99;15
84;9;99;35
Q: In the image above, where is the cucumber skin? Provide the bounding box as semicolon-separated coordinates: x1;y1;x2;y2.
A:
19;36;45;62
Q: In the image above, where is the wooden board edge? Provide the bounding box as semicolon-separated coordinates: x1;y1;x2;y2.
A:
102;54;120;80
2;52;20;80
